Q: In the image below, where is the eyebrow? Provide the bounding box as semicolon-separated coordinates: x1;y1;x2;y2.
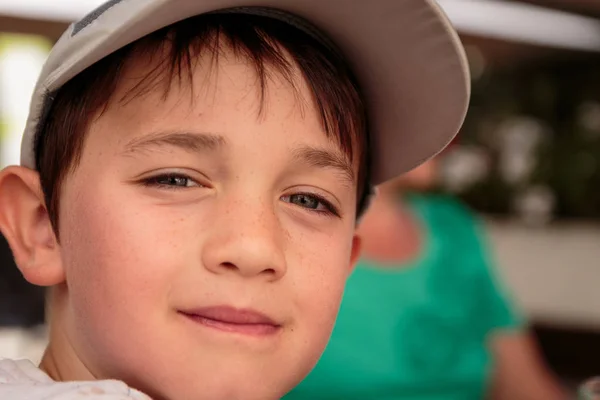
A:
122;131;226;154
121;131;355;184
293;146;355;185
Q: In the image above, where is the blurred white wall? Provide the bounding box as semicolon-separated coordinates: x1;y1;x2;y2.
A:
487;220;600;330
0;34;50;168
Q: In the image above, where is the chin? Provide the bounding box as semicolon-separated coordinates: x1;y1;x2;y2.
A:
137;366;299;400
153;383;286;400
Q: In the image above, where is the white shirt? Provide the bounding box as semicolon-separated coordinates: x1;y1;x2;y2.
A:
0;359;151;399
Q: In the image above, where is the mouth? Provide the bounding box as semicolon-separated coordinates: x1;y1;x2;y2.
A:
179;306;281;336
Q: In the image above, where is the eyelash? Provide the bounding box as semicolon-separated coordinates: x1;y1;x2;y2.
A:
140;173;202;189
140;174;340;217
281;192;340;218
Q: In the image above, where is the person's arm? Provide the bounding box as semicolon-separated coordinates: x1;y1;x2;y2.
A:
445;201;567;400
488;331;568;400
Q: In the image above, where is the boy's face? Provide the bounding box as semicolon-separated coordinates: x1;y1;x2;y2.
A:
50;47;361;399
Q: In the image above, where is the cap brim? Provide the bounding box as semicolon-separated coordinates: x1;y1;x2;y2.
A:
21;0;470;185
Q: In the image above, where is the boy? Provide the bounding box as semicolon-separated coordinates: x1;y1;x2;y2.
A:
0;0;469;399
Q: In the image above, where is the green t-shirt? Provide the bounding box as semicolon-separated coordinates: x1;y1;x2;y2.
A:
285;195;522;400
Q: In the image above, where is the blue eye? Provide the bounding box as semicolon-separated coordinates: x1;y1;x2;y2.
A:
282;193;339;217
142;174;200;188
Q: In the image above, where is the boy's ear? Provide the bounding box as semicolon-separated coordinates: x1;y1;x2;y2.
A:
0;166;65;286
349;234;362;274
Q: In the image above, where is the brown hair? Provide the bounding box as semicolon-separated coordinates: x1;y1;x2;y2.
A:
35;13;371;234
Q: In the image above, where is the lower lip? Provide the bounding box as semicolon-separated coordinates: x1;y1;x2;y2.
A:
181;313;281;336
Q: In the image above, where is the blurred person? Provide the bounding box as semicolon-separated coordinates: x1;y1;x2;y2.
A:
285;157;567;400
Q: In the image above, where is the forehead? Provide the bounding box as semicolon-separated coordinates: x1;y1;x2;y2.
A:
92;44;343;155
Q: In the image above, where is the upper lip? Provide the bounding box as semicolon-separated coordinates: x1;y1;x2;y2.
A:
180;306;280;326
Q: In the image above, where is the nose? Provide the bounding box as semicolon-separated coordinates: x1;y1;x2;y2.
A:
201;197;287;281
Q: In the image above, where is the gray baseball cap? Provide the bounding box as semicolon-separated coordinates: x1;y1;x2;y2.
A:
19;0;470;185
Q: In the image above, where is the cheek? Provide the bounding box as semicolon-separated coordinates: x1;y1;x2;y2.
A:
291;231;353;335
59;184;184;332
281;230;353;379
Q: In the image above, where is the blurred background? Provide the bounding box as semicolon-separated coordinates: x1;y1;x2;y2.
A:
2;0;600;392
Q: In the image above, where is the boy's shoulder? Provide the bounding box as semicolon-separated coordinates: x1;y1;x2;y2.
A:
0;358;51;384
0;358;150;399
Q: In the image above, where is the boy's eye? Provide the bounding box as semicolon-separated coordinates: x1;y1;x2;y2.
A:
142;174;201;188
282;193;340;217
290;194;319;209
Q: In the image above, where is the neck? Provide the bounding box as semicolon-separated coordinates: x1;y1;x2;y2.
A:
40;286;96;382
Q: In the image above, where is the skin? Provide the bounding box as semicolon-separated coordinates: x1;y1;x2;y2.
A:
358;160;567;400
0;45;362;400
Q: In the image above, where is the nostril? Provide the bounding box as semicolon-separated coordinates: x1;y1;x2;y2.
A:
262;268;276;275
221;262;238;271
